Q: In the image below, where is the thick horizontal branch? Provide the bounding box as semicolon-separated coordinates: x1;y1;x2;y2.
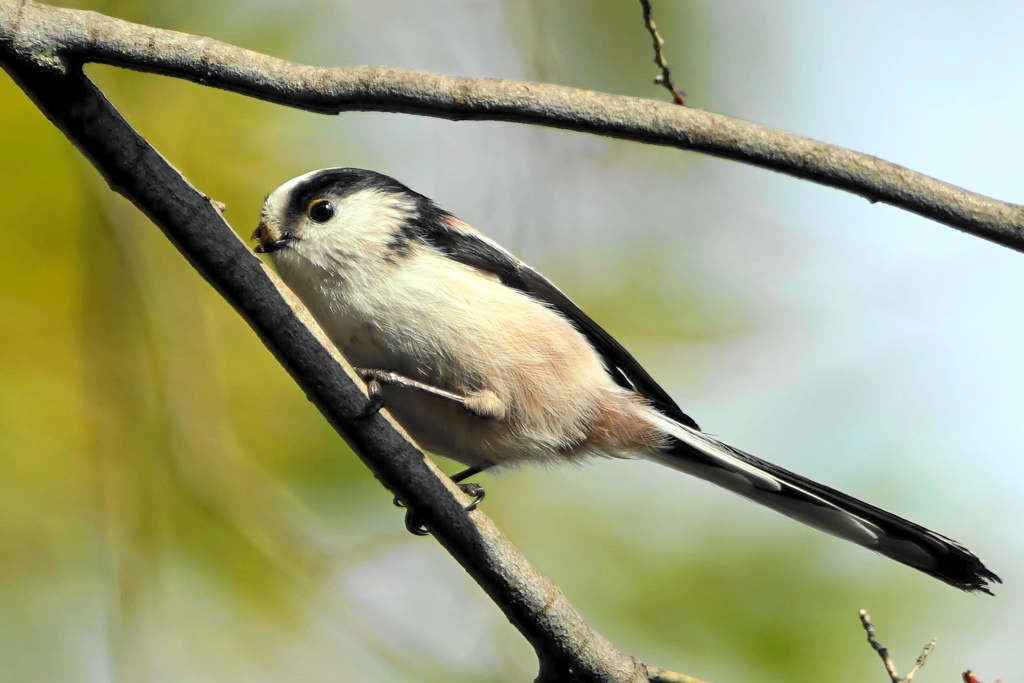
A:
2;0;1023;252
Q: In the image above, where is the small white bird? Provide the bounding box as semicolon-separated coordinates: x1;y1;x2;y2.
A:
254;167;999;594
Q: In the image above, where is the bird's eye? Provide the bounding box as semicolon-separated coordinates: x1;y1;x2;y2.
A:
307;198;335;223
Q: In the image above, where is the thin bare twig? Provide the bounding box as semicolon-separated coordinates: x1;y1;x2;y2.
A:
646;666;712;683
859;610;936;683
905;639;936;681
638;0;685;105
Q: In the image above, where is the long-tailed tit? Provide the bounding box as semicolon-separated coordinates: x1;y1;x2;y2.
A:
254;168;999;594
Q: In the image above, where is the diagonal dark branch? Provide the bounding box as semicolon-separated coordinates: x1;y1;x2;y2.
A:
0;2;708;681
0;42;649;683
2;0;1022;253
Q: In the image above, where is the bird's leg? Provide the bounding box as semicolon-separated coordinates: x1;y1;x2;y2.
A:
394;463;494;536
354;366;497;533
353;367;506;419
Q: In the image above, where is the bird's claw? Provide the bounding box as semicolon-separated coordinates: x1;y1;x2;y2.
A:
393;481;486;536
458;482;485;511
404;510;430;536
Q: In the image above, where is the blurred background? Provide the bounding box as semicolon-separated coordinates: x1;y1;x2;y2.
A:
1;1;1022;681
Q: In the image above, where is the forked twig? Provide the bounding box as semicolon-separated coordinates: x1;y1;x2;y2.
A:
859;609;936;683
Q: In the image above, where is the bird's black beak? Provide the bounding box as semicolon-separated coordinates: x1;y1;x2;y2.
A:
254;237;292;254
252;220;293;254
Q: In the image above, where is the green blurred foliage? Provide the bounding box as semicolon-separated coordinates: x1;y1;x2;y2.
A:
1;1;380;680
0;2;961;682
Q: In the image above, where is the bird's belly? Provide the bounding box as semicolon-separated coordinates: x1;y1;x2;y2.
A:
323;317;513;463
310;283;637;467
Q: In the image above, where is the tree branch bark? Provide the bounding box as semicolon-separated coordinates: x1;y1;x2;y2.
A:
0;1;1013;680
3;0;1023;253
0;1;716;681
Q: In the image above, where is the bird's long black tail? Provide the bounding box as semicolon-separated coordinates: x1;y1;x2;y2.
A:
644;413;1000;594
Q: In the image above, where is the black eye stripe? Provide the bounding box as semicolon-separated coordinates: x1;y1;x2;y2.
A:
307;199;335;223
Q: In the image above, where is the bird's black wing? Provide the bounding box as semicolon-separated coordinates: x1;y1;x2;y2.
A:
411;213;700;429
